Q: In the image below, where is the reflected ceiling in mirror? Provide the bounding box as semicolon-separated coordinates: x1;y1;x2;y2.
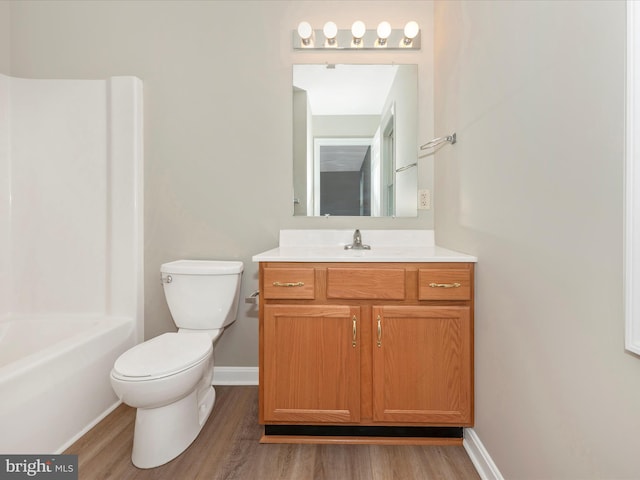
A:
293;64;418;217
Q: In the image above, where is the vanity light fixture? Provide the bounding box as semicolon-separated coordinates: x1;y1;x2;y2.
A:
376;21;392;47
323;21;338;47
292;20;420;50
297;21;314;47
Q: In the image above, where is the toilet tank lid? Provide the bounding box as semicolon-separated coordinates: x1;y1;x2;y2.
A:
161;260;244;275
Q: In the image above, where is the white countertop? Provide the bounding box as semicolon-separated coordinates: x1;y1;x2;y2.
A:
252;230;477;263
252;245;476;262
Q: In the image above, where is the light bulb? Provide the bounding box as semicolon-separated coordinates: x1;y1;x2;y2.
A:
351;20;366;39
376;21;391;47
323;21;337;46
323;21;338;39
297;21;313;46
403;21;419;41
351;20;366;46
377;21;391;39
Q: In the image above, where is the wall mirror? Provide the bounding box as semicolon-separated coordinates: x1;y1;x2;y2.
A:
293;64;418;217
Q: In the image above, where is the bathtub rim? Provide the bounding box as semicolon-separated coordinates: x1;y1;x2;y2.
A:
0;315;134;384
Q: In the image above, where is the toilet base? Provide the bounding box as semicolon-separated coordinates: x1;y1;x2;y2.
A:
131;385;216;468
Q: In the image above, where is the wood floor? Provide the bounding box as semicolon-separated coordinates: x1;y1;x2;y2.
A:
65;386;480;480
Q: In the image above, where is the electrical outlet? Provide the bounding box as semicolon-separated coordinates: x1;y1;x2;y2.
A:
418;189;431;210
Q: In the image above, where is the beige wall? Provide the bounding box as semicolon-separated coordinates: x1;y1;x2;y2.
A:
7;1;434;367
0;2;9;73
0;5;8;320
435;0;640;478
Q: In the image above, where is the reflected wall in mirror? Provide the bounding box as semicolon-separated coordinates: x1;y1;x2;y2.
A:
293;64;418;217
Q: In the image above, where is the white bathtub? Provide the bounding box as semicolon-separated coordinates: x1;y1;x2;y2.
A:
0;316;135;453
0;75;143;454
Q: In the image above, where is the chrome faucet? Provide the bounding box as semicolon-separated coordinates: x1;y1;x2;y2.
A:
344;229;371;250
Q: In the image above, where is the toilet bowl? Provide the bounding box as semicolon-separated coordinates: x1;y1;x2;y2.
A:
111;332;214;409
111;332;216;468
110;260;243;469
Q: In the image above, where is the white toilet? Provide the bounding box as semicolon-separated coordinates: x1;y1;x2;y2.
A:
110;259;244;469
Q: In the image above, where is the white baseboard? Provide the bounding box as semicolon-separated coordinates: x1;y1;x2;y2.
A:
212;366;259;385
463;428;504;480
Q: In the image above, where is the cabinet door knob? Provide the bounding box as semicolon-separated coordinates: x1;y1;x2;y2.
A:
352;316;357;348
272;281;305;287
377;315;382;348
428;282;461;288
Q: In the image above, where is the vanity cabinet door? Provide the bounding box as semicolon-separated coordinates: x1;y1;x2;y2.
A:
372;306;473;425
263;304;361;423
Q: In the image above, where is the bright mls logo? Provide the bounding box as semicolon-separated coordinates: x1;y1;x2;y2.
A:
0;455;77;480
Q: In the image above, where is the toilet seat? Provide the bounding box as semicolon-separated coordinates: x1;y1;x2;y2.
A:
112;332;212;381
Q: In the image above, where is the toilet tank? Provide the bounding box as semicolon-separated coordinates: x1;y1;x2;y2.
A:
160;260;244;331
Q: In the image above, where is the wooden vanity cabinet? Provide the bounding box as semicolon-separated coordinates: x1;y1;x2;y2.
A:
258;261;474;442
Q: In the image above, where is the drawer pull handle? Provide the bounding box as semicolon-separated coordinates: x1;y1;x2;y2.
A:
352;316;357;348
429;282;461;289
272;281;305;287
377;315;382;348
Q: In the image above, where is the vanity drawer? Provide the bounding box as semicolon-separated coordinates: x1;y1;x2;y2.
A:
418;268;471;301
263;267;315;299
326;267;406;300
